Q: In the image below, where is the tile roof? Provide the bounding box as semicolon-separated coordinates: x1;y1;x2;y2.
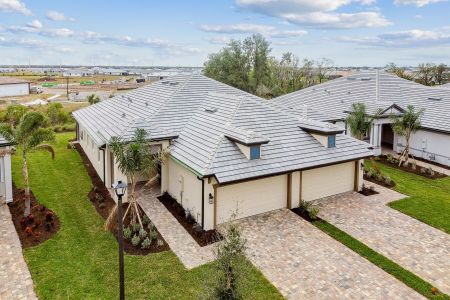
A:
274;71;450;134
73;74;372;183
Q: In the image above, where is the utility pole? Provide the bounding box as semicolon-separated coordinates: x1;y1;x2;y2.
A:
66;77;69;101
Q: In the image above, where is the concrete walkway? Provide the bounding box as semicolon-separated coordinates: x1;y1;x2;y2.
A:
317;182;450;295
137;188;216;269
0;203;37;300
236;209;423;300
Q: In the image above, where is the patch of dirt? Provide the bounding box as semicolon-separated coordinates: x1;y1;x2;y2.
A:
158;193;221;247
74;142;169;255
8;185;60;248
377;156;446;179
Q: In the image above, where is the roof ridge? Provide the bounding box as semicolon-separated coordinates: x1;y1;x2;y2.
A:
201;95;246;175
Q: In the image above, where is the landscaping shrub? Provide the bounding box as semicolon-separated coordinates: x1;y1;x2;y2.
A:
139;228;147;239
157;239;164;247
308;207;320;220
142;215;150;226
132;223;141;233
298;199;311;214
123;227;132;240
131;235;141;247
141;237;151;249
149;229;158;241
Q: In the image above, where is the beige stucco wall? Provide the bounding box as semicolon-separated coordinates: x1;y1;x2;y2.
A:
302;162;355;201
311;133;329;147
216;175;287;225
78;124;105;181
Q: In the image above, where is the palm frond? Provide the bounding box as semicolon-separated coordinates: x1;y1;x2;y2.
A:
0;123;15;144
26;128;55;151
33;144;55;159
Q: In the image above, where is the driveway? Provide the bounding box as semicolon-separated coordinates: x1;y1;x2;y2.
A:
316;182;450;295
235;209;422;299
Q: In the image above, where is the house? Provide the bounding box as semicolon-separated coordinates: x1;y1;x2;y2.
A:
274;71;450;167
73;74;372;230
0;137;13;204
0;77;30;98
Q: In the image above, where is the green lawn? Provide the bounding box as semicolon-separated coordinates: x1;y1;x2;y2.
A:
12;133;282;300
368;160;450;234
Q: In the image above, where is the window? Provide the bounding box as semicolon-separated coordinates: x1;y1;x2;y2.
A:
80;130;84;141
250;146;261;159
328;135;336;148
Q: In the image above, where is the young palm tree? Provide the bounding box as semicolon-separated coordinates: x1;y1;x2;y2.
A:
0;112;55;217
106;128;165;230
391;105;424;166
345;103;381;140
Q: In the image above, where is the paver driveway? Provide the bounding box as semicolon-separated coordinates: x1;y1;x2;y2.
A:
235;209;422;300
0;203;37;300
316;182;450;295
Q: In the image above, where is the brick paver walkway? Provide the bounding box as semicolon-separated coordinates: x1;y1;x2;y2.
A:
137;188;216;269
236;209;423;300
317;181;450;295
0;203;37;300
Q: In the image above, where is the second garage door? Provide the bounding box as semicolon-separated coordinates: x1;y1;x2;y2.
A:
302;162;355;201
217;175;287;224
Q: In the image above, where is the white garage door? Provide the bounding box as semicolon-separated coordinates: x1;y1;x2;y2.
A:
217;175;287;224
302;162;355;201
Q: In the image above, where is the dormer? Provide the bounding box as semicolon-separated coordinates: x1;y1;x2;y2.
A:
224;126;269;160
299;121;344;149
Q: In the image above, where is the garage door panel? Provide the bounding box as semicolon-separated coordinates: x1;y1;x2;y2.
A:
217;175;287;224
302;162;354;201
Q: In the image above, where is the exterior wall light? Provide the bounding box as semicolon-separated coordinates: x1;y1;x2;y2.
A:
208;193;214;204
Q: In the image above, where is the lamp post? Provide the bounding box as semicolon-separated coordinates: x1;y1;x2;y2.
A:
112;180;127;300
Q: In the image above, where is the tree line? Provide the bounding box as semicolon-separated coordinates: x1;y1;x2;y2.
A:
203;34;335;98
386;62;449;86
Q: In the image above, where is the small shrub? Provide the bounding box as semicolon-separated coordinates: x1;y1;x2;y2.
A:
157;239;164;247
149;229;158;241
368;185;375;192
374;156;381;161
298;199;311;214
45;222;52;231
411;161;417;171
375;172;384;182
98;202;105;209
307;207;320;220
420;167;427;174
45;211;54;222
131;235;141;247
142;215;150;225
132;223;141;233
141;237;151;249
366;168;377;179
147;221;154;231
383;176;393;186
139;228;148;239
427;166;435;176
123;227;132;240
96;193;104;203
24;226;33;236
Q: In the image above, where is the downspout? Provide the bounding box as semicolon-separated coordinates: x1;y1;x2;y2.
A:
100;145;106;186
197;176;205;229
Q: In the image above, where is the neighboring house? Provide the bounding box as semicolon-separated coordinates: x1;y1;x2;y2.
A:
73;74;372;230
0;77;31;98
274;71;450;167
0;137;13;204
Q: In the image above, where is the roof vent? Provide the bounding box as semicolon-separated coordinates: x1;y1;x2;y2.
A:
127;97;132;103
169;82;179;86
347;77;356;80
347;91;351;94
145;102;149;106
360;78;371;81
204;107;217;113
121;112;126;118
428;97;442;101
161;81;169;84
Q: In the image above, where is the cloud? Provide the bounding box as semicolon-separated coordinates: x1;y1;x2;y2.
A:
393;0;446;7
199;23;307;38
0;0;31;15
46;10;75;21
204;36;233;45
340;29;450;47
235;0;390;29
8;23;75;37
27;20;43;30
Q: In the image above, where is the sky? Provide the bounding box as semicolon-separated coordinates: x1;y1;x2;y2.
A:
0;0;449;67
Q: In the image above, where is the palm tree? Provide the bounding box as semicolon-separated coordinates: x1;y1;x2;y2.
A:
106;128;165;230
0;112;55;217
391;105;424;166
345;103;381;140
87;94;100;105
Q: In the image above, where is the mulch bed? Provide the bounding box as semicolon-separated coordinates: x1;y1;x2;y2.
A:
8;185;60;248
358;185;379;196
158;193;222;247
291;207;320;223
74;142;169;255
363;174;396;189
377;156;446;179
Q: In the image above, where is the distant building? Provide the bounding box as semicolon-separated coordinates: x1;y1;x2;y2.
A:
0;137;13;203
0;76;30;97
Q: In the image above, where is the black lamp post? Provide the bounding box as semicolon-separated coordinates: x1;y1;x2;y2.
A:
112;180;127;300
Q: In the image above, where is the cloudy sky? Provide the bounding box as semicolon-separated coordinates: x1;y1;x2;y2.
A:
0;0;449;66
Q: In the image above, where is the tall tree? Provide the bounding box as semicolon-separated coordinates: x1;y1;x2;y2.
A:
433;63;448;85
385;63;414;81
416;63;436;86
391;105;424;166
345;103;380;140
105;128;165;230
4;104;28;127
0;112;55;217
